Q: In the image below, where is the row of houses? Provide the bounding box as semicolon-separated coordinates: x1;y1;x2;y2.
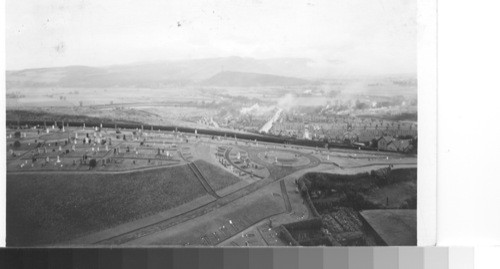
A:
377;136;414;153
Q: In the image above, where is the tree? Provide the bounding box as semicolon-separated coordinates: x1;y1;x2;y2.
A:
13;140;21;148
89;159;97;168
355;100;368;110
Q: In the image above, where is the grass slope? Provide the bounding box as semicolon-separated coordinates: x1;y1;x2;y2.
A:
7;164;207;246
193;160;241;191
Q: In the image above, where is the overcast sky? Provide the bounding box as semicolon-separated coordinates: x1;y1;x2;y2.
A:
6;0;416;75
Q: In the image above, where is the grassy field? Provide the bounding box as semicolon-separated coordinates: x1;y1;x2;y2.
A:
193;160;241;191
7;164;208;246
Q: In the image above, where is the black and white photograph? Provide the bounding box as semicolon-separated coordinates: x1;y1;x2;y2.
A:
4;0;418;247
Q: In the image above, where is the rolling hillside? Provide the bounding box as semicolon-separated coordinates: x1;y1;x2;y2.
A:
201;71;312;87
6;57;316;88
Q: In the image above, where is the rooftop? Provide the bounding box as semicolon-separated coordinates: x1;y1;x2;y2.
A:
360;209;416;246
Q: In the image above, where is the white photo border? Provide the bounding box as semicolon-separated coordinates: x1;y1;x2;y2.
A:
417;0;437;246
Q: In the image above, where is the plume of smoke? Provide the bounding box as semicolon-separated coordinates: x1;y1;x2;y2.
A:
240;103;275;116
277;93;298;111
240;93;299;117
240;103;260;114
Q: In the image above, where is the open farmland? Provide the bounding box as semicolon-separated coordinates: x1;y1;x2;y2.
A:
193;160;242;191
7;164;207;246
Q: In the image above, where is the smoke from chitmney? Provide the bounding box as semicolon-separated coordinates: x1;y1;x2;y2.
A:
277;94;299;111
239;93;299;116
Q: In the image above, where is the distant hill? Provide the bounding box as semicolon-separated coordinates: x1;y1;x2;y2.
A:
202;71;312;87
6;56;317;88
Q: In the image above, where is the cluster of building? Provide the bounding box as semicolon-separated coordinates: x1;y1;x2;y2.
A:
197;116;220;129
375;136;414;153
220;115;269;133
268;115;416;146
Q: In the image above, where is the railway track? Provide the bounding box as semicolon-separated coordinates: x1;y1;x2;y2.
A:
7;119;407;153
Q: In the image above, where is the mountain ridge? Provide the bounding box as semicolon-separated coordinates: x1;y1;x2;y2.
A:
6;56;317;88
201;71;312;87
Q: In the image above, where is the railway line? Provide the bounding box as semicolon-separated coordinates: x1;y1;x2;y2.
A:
7;119;408;154
7;125;416;246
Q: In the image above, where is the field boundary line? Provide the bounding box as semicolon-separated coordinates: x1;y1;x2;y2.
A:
343;162;417;169
6;162;188;175
280;180;292;213
188;162;220;199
